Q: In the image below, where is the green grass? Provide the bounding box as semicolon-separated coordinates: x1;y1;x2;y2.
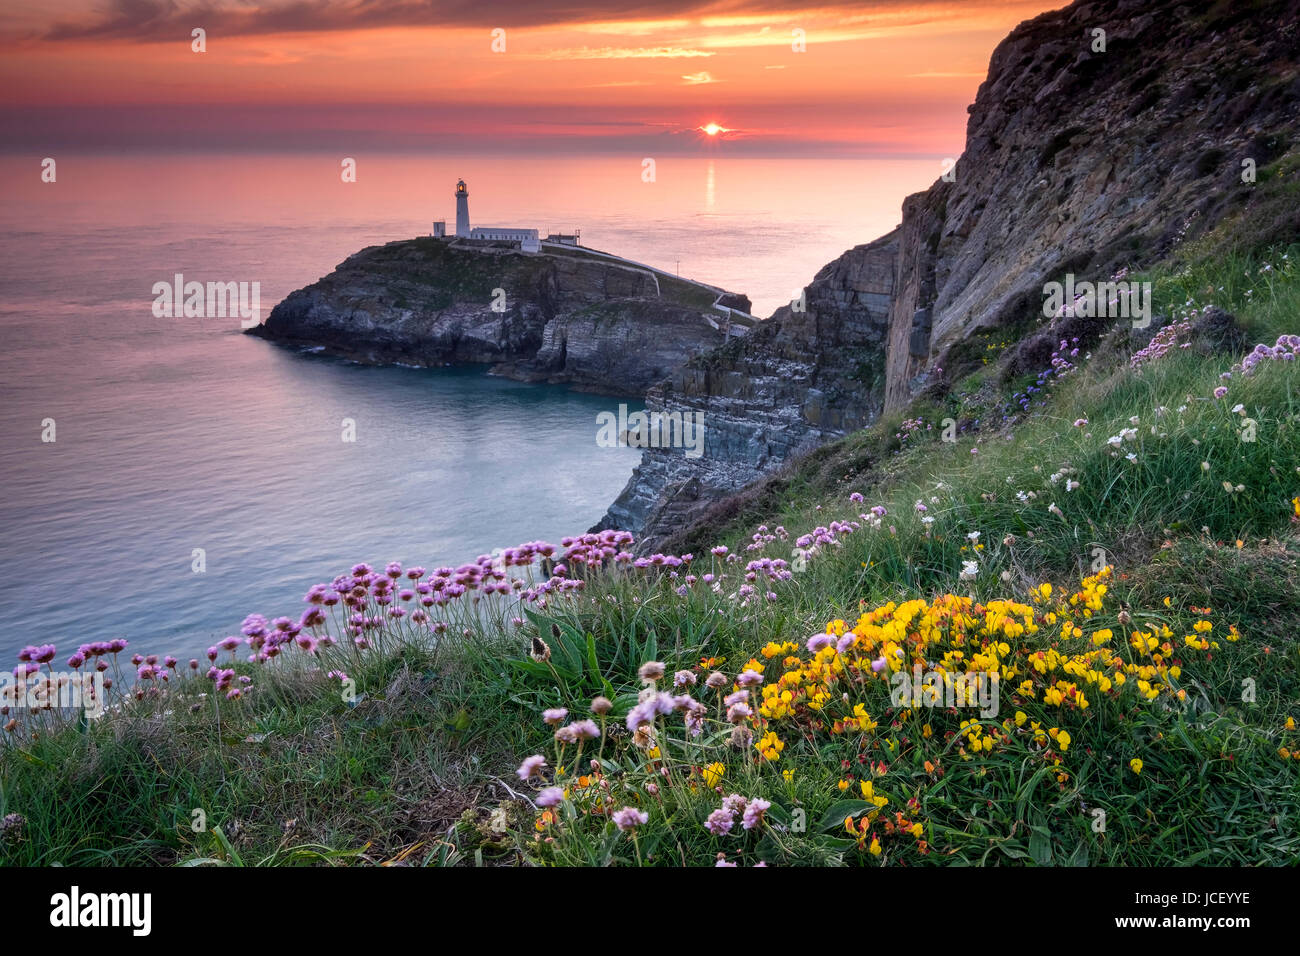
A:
3;240;1298;868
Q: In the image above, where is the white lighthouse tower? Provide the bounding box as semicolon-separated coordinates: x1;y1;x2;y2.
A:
455;179;470;237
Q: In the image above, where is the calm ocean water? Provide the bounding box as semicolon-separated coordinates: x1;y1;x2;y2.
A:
0;152;936;662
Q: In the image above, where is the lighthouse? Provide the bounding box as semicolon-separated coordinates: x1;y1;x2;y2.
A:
455;179;471;238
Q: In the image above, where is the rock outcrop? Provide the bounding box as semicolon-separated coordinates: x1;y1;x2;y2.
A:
596;231;897;540
884;0;1300;409
599;0;1300;549
250;238;753;396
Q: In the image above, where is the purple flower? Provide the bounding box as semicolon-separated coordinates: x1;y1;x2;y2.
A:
742;798;771;830
807;633;834;653
19;645;57;665
626;692;674;731
536;786;564;808
517;755;547;781
553;725;579;745
723;689;748;707
726;703;752;722
736;669;763;687
705;808;735;835
638;661;666;682
541;707;568;725
569;719;600;740
611;807;648;831
673;670;698;688
722;793;749;814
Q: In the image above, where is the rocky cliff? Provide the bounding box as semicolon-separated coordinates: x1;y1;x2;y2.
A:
884;0;1300;408
250;238;753;396
596;231;897;540
599;0;1300;549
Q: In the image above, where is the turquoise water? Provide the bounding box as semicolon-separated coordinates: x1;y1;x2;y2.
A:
0;151;935;663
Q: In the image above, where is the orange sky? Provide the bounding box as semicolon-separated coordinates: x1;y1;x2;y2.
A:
0;1;1060;153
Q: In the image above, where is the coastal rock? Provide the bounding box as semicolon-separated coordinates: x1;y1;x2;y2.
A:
884;0;1300;408
250;238;752;397
595;230;898;540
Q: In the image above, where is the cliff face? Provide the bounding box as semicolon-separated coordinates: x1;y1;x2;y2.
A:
885;0;1300;407
251;238;752;396
596;231;897;540
601;0;1300;549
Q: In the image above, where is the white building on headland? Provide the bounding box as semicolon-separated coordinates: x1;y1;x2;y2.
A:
434;179;542;253
471;227;540;252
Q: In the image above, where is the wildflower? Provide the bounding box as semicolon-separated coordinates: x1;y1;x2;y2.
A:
703;762;725;788
959;561;979;581
807;633;834;653
742;798;772;830
568;719;600;740
755;730;785;761
705;671;729;690
536;787;564;808
673;670;697;688
517;755;547;781
724;689;749;707
542;707;568;725
726;703;753;722
530;637;551;663
612;807;648;831
590;696;613;715
638;661;666;683
705;808;735;835
1213;386;1228;399
722;794;748;814
1130;758;1143;775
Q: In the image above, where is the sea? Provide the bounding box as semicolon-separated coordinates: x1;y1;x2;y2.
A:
0;152;937;663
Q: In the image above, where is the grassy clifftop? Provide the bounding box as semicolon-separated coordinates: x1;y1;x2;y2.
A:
3;240;1299;866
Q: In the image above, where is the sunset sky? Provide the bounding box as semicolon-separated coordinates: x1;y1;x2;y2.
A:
1;0;1059;154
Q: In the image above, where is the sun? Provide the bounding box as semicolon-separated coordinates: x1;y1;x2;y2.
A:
697;122;733;138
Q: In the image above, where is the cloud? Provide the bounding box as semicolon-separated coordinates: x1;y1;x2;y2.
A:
27;0;1051;44
681;71;717;84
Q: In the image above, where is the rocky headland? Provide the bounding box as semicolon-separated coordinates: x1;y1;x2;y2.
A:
249;238;755;397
